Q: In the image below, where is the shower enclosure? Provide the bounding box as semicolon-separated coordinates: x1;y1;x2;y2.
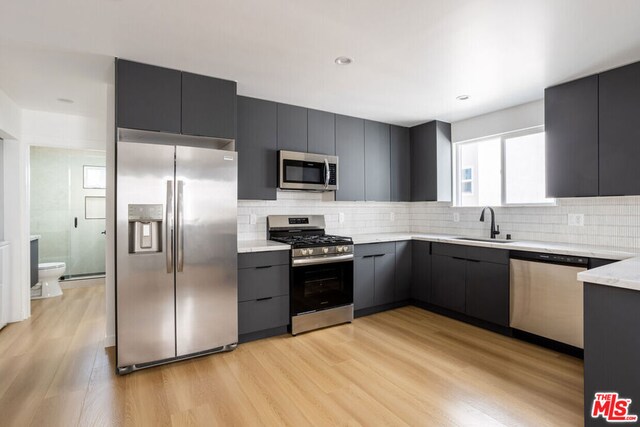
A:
30;146;106;279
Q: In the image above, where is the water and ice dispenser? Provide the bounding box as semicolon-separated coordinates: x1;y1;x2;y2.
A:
128;204;163;254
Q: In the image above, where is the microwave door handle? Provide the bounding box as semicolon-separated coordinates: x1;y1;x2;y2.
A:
324;158;330;189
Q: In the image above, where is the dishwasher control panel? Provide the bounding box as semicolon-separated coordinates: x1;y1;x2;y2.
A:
510;250;588;266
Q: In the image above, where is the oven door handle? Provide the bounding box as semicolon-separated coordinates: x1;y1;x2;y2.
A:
292;254;354;267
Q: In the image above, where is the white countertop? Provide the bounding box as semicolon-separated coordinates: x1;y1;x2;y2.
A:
350;232;639;260
239;232;638;260
578;257;640;292
238;239;290;253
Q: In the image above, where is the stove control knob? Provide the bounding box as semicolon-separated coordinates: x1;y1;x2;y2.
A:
301;249;308;256
307;248;314;255
337;246;344;253
322;247;329;254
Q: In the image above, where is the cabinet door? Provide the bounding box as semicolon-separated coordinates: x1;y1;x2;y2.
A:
116;59;181;133
465;261;509;326
238;295;289;335
545;76;599;197
308;109;335;155
354;256;375;310
237;97;278;200
431;254;466;313
410;121;451;202
277;104;307;152
181;72;236;139
336;115;365;201
411;241;431;302
395;241;412;301
599;61;640;196
364;120;391;201
390;125;411;202
373;253;395;306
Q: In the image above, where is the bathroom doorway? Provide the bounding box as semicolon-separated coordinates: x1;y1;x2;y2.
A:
30;146;106;289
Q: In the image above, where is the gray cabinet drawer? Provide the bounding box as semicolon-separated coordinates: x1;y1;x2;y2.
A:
465;246;509;265
238;265;289;302
355;242;396;257
238;295;289;335
238;251;289;269
432;242;467;259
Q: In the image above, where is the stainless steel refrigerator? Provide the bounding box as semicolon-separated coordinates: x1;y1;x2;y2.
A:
116;133;237;374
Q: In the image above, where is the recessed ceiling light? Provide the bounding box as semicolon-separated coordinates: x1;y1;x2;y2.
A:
335;56;353;66
57;98;74;104
456;95;470;101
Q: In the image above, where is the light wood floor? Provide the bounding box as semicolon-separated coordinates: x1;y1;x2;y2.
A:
0;286;584;426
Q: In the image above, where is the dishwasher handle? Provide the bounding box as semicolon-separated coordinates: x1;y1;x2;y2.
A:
510;250;588;267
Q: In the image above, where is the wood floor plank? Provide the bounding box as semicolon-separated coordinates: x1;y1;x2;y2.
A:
0;288;585;427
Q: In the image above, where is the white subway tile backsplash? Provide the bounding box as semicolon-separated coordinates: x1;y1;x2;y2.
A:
238;192;640;250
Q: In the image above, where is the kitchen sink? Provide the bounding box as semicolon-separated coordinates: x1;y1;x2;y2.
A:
453;237;516;244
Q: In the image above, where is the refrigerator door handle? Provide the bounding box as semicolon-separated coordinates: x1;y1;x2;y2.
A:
166;180;174;273
177;180;185;272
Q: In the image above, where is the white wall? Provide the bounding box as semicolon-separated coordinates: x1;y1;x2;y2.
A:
451;100;543;143
21;109;107;150
0;88;30;323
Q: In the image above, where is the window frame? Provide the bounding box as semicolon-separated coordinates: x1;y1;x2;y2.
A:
453;126;556;207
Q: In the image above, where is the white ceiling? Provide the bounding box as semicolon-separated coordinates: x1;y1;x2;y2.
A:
1;0;640;126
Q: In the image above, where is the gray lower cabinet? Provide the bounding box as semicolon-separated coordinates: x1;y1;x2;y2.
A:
390;125;411;202
336;115;365;201
599;61;640;196
431;254;466;313
308;109;335;155
364;120;391;201
237;96;278;200
411;241;431;302
277;103;307;152
395;241;412;301
410;120;452;202
354;243;397;310
545;75;599;198
430;243;509;324
237;251;289;340
584;282;640;426
465;260;509;326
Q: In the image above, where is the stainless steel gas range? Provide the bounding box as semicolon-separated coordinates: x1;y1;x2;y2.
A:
267;215;354;335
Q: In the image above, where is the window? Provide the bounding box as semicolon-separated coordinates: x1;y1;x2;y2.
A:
454;128;553;206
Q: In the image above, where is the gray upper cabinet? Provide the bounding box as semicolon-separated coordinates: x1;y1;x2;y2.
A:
599;61;640;196
336;115;366;201
390;125;411;202
237;96;278;200
410;120;452;202
116;59;182;133
364;120;391;201
308;109;336;155
545;75;599;198
277;104;307;152
181;72;237;139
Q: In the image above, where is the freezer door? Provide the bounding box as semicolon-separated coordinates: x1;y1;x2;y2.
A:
175;146;238;356
116;141;176;367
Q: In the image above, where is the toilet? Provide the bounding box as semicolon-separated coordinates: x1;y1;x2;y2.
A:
34;262;66;299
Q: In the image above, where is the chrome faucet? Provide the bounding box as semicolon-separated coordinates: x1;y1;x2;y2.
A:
479;207;500;239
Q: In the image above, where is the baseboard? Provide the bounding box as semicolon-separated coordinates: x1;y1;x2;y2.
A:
61;277;105;289
354;300;410;318
239;326;288;344
104;334;116;348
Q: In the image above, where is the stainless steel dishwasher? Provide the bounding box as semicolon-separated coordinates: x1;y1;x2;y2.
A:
509;251;588;349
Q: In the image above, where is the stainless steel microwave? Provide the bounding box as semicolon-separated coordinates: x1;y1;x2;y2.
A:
278;150;338;191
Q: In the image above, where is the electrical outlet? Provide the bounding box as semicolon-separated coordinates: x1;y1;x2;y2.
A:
568;213;584;226
453;212;460;222
339;212;345;224
250;214;257;225
390;212;395;222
